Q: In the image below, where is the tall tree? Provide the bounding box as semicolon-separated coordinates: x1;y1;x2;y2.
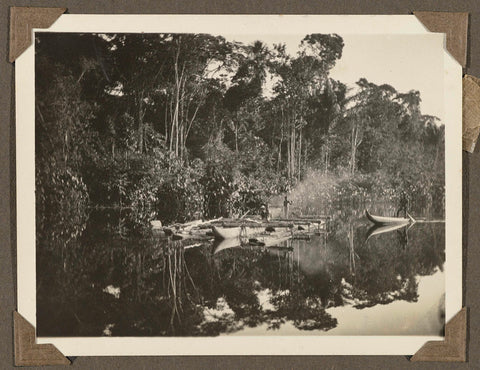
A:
270;34;344;181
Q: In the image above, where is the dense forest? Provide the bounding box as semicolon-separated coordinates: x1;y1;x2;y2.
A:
35;32;445;240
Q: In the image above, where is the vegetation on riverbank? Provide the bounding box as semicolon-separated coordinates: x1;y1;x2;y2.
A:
35;32;445;242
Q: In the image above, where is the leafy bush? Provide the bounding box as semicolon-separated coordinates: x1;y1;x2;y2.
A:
156;158;205;223
36;166;89;249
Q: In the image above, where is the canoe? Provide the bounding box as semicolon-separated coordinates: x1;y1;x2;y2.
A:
365;210;414;226
170;229;213;241
274;218;327;223
213;231;292;254
250;232;292;247
219;221;296;228
211;225;263;240
172;217;223;231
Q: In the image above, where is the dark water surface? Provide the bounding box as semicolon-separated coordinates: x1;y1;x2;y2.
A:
37;204;445;337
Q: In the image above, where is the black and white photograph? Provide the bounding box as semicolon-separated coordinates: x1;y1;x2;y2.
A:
15;15;463;355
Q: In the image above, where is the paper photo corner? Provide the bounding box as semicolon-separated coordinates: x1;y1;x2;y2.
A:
14;311;71;366
9;7;66;63
9;7;468;363
409;307;468;362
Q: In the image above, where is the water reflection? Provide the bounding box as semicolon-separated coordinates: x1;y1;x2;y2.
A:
37;208;445;337
365;223;410;243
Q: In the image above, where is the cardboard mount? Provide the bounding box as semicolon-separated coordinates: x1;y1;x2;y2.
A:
9;7;470;365
463;75;480;152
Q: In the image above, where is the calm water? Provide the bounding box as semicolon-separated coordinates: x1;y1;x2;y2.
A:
36;203;445;337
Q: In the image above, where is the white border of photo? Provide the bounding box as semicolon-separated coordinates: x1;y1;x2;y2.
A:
15;14;462;356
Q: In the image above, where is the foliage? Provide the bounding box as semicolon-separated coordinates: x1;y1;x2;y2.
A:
156;158;205;223
36;32;445;229
36;166;89;249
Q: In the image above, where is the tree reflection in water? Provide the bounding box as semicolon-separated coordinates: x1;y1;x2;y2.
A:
37;209;444;337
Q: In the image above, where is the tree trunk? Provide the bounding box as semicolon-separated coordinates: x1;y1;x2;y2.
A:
297;129;302;181
171;40;182;159
277;134;283;173
168;97;174;153
137;92;145;153
235;120;238;152
287;132;291;180
278;107;284;172
179;69;187;161
350;124;356;175
304;143;308;177
290;122;296;181
350;122;362;175
324;139;330;174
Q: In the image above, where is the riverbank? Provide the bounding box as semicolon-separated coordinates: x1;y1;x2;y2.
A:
269;169;444;221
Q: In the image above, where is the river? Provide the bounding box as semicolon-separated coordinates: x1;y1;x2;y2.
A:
36;203;445;337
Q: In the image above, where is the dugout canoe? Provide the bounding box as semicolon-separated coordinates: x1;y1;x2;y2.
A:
211;225;264;240
213;231;293;254
249;232;293;247
365;210;415;226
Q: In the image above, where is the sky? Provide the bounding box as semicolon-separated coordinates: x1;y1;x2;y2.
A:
223;33;445;122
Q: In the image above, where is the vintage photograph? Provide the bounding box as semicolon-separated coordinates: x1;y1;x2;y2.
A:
35;30;446;338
